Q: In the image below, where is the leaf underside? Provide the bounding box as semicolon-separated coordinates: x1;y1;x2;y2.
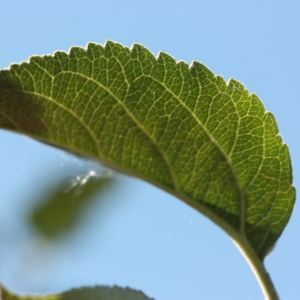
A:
0;41;295;259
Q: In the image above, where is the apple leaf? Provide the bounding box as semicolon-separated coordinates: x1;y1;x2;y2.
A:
0;41;295;298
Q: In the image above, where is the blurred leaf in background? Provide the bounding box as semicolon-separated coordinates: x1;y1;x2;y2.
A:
29;161;115;239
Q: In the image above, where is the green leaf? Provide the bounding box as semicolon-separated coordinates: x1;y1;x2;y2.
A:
1;285;154;300
0;41;295;298
30;172;114;239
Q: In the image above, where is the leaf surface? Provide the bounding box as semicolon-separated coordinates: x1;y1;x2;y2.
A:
0;41;295;259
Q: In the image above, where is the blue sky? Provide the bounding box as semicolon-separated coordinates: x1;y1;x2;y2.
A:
0;1;299;299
